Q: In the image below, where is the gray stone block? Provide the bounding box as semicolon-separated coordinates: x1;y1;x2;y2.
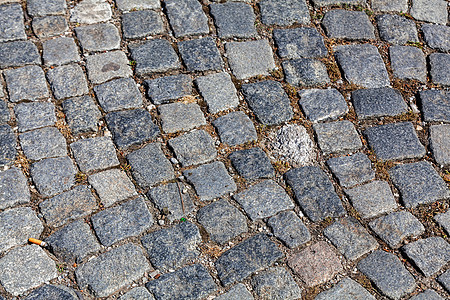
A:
229;147;274;180
0;124;16;167
122;9;164;39
213;111;257;146
259;0;310;26
437;269;450;293
195;72;239;114
159;102;206;134
0;166;30;210
70;0;112;24
32;16;68;38
47;64;89;100
0;100;9;124
430;124;450;167
71;137;119;173
23;285;79;300
178;37;223;71
19;127;67;161
0;41;40;68
410;290;445;300
390;46;426;82
165;0;209;38
14;102;56;132
5;65;49;102
274;27;328;59
315;277;376;300
283;58;330;87
119;287;155;300
312;0;364;5
116;0;160;11
31;156;76;197
62;95;101;135
429;53;450;86
215;284;254;300
323;10;375;40
352;87;408;119
148;182;194;222
145;74;192;105
299;88;348;123
251;267;302;299
168;130;217;167
419;90;450;122
27;0;66;17
314;120;362;155
268;210;310;248
422;24;450;52
86;51;133;84
0;3;26;42
411;0;448;25
434;210;450;235
94;78;143;112
75;23;120;52
327;153;374;188
43;37;80;66
210;2;257;38
377;14;419;45
372;0;408;12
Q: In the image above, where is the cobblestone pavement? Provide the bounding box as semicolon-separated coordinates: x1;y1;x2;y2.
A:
0;0;449;299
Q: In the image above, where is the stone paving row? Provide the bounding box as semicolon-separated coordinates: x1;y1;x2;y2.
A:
0;0;448;299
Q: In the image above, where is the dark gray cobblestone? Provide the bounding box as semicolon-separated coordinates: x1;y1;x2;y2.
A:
145;74;192;105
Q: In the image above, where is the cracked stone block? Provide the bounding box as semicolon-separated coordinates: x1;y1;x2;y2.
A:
352;87;408;119
215;284;253;300
298;88;348;122
282;58;330;87
422;24;450;52
0;3;25;42
145;74;192;105
268;210;310;248
5;65;49;102
315;277;376;300
0;167;30;210
242;80;293;125
146;264;218;300
324;217;378;261
92;197;153;247
314;121;362;155
165;0;209;37
159;102;206;134
31;156;76;197
183;161;236;201
372;0;408;12
27;0;66;17
346;181;397;219
86;51;133;84
19;127;67;161
323;10;375;40
32;16;68;38
62;96;100;135
70;0;112;24
14;102;56;132
274;27;327;59
251;267;302;300
195;72;239;114
430;53;450;86
430;124;450;167
43;37;80;66
106;109;160;149
75;23;120;52
168;130;217;167
0;207;43;253
39;185;96;227
390;46;426;82
23;285;79;300
213;111;257;146
229;147;274;180
148;182;194;222
327;153;374;188
127;143;174;188
216;234;283;286
438;270;450;292
259;0;310;26
122;10;164;39
410;290;445;300
365;122;425;161
130;39;181;75
120;287;155;300
0;245;57;296
312;0;364;6
402;237;450;277
285;166;345;222
116;0;160;11
45;220;101;263
289;241;343;287
0;100;9;124
89;169;137;208
226;40;275;80
0;124;16;167
94;78;142;112
142;221;201;271
419;90;450;122
47;64;89;100
71;137;119;173
0;41;40;68
334;44;390;88
178;37;223;71
210;2;257;38
234;179;294;221
411;0;448;25
377;14;419;45
76;243;150;298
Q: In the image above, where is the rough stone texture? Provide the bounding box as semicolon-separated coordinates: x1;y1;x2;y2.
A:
288;241;343;287
422;24;450;52
298;88;348;122
410;0;448;25
5;65;49;102
352;87;408;119
122;10;164;39
127;143;174;188
429;53;450;86
316;277;376;300
27;0;66;17
438;270;450;293
327;153;375;188
0;3;25;42
146;264;218;300
234;179;294;221
119;287;155;300
70;0;112;24
178;37;223;71
116;0;160;11
372;0;408;12
168;130;217;167
226;40;276;80
314;121;362;155
45;220;101;263
183;161;236;201
141;222;201;271
242;80;293;125
346;181;397;219
402;237;450;277
251;267;302;300
419;90;450;122
229;147;274;180
0;207;43;253
148;182;194;222
430;125;450;167
92;197;153;247
145;74;192;105
390;161;450;208
312;0;364;5
86;51;132;84
213;111;257;146
215;284;254;300
0;41;40;68
195;72;239;114
94;78;143;112
14;102;56;132
377;14;419;45
76;243;150;298
0;100;9;124
268;210;310;248
285;166;345;222
32;16;68;38
282;58;330;87
334;44;390;88
358;250;416;299
274;27;328;59
0;124;16;167
42;37;80;66
89;169;137;207
259;0;310;26
324;217;378;261
215;234;283;286
75;23;120;52
31;157;76;197
47;64;89;100
410;290;445;300
39;185;97;227
71;137;119;173
370;211;424;248
434;210;450;235
0;245;57;296
62;95;101;135
165;0;209;38
19;127;67;161
0;167;30;210
159;102;206;134
210;2;257;38
106;109;160;149
323;10;375;40
23;285;79;300
390;46;426;82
